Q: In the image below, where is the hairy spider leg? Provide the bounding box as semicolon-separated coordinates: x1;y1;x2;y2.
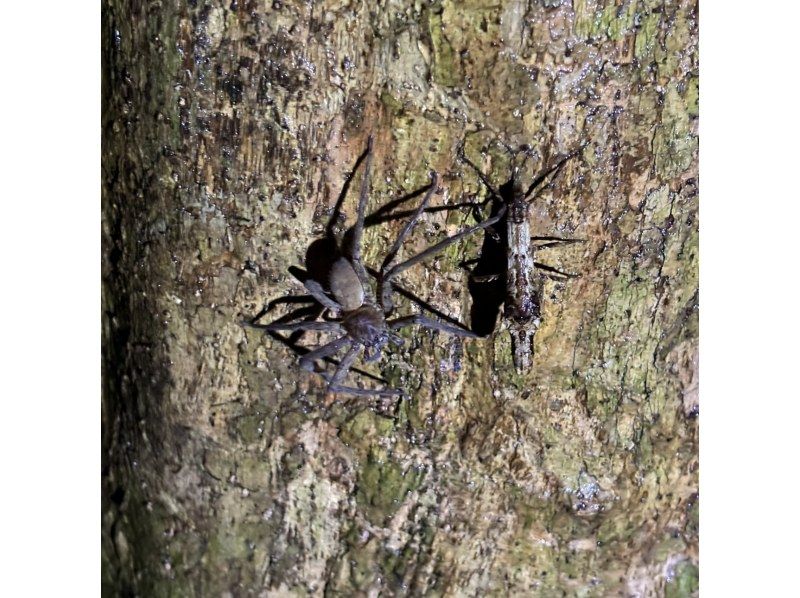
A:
264;325;384;381
349;135;374;292
303;279;342;312
322;343;404;397
380;172;439;273
380;201;509;310
326;381;404;398
298;335;351;372
326;141;372;239
294;337;403;397
250;320;343;334
366;264;474;331
388;314;481;338
376;172;440;313
265;295;318;310
327;343;361;386
363;182;433;227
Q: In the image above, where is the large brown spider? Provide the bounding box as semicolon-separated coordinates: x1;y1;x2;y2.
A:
250;136;506;397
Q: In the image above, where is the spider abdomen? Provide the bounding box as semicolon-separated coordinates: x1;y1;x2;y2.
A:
329;257;364;312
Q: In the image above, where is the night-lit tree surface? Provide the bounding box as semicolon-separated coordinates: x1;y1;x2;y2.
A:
102;1;698;595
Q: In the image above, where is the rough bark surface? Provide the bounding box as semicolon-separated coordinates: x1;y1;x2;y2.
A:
102;0;698;596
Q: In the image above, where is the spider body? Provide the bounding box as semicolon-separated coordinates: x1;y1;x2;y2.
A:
250;136;505;397
329;257;363;311
341;305;388;349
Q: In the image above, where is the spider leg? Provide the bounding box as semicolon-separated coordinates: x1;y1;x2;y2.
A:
523;147;583;202
458;142;505;203
245;320;344;334
365;201;483;227
326;143;371;239
381;202;509;294
533;262;580;280
380;172;439;273
326;383;404;398
324;345;407;398
367;264;473;330
363;335;390;362
364;183;431;227
327;343;361;386
265;295;316;311
261;302;328;345
388;314;481;338
349;135;374;290
298;335;351;372
303;279;343;312
531;236;586;249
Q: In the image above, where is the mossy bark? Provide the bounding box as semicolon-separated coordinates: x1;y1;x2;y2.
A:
102;0;698;596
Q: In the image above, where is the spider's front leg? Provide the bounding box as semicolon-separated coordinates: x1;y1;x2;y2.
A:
298;335;351;372
377;171;440;314
389;314;481;338
379;201;508;312
348;134;374;291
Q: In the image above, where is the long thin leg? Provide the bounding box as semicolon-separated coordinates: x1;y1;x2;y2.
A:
261;325;387;384
324;345;405;397
265;295;316;311
303;279;342;312
388;314;481;338
327;343;360;385
523;146;583;202
534;262;579;279
458;143;505;202
366;201;482;226
382;202;508;285
299;335;351;372
326;382;404;397
326;143;371;239
364;183;431;227
380;172;439;273
349;135;374;289
245;320;343;334
366;264;472;330
531;236;586;245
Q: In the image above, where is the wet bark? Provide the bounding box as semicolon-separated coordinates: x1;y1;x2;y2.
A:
102;0;698;596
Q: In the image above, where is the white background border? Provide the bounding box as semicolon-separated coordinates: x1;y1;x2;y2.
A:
1;1;798;595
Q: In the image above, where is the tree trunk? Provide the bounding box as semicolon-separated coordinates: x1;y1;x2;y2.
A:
102;0;698;595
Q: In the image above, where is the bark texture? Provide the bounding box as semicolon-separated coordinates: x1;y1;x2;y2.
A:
102;0;698;595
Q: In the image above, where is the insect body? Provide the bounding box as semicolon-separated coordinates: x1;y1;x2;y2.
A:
248;136;505;396
459;142;583;371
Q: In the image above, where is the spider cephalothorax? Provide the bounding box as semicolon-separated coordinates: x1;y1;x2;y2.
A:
341;305;389;349
250;136;504;396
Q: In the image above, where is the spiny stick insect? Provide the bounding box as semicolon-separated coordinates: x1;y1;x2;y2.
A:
247;136;505;397
457;139;584;371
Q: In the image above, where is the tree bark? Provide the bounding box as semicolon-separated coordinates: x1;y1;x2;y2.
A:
102;0;698;595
